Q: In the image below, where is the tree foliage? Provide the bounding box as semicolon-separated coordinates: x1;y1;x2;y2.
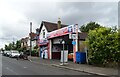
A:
4;40;22;51
5;44;10;50
87;27;120;65
80;21;101;32
15;40;21;51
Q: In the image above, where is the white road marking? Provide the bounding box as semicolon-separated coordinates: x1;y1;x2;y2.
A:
23;67;27;68
6;67;18;75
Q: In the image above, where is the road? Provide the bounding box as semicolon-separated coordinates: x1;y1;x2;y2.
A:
2;55;106;76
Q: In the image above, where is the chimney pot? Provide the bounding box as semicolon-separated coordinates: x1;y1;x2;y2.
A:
57;18;61;29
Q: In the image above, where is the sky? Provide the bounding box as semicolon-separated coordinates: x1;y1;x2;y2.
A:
0;0;119;49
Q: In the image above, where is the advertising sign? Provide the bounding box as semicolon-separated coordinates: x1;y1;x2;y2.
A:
38;39;48;45
47;25;77;39
47;27;68;39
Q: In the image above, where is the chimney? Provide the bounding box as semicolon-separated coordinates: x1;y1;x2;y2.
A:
57;18;61;29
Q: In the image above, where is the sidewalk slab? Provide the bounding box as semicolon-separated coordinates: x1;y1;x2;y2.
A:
51;64;118;77
29;56;119;77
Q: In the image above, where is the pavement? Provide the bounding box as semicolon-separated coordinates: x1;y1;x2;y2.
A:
29;56;119;77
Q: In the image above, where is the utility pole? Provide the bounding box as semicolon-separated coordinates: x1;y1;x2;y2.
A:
30;22;32;57
12;37;14;45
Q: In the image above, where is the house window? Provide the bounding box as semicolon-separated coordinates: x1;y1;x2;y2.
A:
43;29;45;38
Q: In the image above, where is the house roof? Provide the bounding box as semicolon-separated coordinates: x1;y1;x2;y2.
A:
21;37;29;42
29;32;37;40
36;28;40;32
39;21;68;33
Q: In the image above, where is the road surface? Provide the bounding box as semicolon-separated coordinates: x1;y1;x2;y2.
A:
2;54;106;77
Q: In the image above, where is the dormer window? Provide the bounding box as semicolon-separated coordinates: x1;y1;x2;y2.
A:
43;29;45;38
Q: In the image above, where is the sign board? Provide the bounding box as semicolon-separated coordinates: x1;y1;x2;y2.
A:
69;33;78;39
47;24;78;39
53;38;63;44
47;27;68;39
38;39;48;45
69;33;72;39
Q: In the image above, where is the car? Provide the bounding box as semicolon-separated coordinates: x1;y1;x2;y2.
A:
3;51;10;56
9;50;20;58
6;51;11;57
0;51;3;54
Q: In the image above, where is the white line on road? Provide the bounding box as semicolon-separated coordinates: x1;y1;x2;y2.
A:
6;67;18;75
23;67;27;69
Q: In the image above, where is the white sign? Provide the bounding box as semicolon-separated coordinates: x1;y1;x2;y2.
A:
53;38;63;44
69;33;72;39
69;33;78;39
61;50;68;63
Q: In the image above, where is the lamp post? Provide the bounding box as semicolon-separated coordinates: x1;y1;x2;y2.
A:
62;40;65;65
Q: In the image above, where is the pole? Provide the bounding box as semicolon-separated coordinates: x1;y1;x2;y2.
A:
73;39;76;63
13;37;15;47
63;43;64;65
30;22;32;57
76;24;78;52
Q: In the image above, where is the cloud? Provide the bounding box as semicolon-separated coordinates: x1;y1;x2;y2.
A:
56;2;118;27
0;0;118;48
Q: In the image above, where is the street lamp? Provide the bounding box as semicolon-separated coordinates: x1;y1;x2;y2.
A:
62;40;65;65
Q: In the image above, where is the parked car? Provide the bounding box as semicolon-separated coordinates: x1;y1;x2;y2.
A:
0;51;3;54
3;51;10;56
6;51;11;57
9;50;20;58
16;52;28;60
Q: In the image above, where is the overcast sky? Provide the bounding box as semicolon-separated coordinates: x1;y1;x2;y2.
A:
0;0;119;48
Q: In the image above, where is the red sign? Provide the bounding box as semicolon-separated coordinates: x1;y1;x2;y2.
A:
47;25;77;39
47;27;69;39
37;39;48;46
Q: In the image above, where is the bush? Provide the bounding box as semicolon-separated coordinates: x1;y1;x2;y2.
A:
31;49;36;56
87;27;120;66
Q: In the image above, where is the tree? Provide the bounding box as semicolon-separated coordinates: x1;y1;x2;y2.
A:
16;40;21;48
5;44;10;50
5;42;16;50
15;40;22;52
12;42;16;50
0;48;4;51
87;27;120;65
80;21;101;32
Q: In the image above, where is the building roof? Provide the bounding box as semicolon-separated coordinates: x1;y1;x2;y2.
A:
36;28;40;32
29;32;37;40
39;21;68;33
21;37;29;43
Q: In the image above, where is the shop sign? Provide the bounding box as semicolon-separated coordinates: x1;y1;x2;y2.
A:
39;39;48;45
47;27;68;39
69;33;78;39
47;25;77;39
53;38;63;44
